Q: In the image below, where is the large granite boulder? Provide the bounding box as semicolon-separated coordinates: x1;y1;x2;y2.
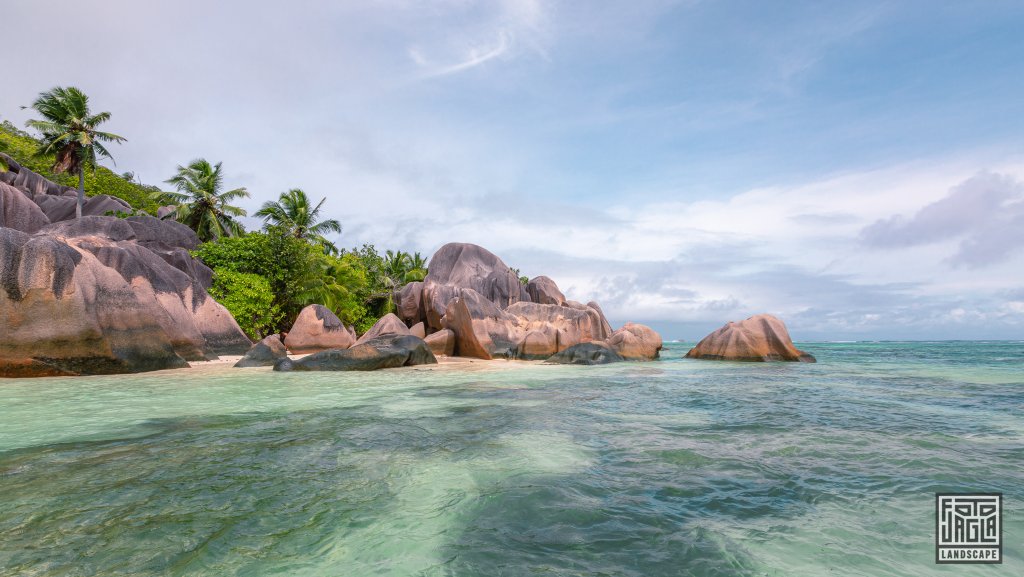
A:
422;243;525;329
33;194;132;222
0;168;254;377
273;334;437;372
0;182;49;234
409;322;426;339
0;154;72;197
424;328;455;356
685;314;816;362
508;300;611;350
0;220;252;376
396;281;425;326
607;323;662;360
355;313;411;345
284;304;355;354
438;290;616;360
546;343;624;365
234;335;288;367
526;276;565;306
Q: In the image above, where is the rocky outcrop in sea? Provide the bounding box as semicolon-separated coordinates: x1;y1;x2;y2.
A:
685;314;816;362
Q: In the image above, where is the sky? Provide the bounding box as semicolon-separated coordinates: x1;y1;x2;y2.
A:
3;0;1024;340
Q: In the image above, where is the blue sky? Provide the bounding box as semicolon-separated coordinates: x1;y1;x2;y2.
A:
4;0;1024;340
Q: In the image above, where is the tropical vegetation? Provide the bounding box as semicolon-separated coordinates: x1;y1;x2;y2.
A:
255;188;342;254
23;87;126;219
156;159;249;242
3;88;433;339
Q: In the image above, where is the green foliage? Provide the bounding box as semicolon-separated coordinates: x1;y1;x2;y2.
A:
157;159;249;242
24;86;127;218
194;229;374;333
207;269;281;340
0;121;161;213
255;188;342;254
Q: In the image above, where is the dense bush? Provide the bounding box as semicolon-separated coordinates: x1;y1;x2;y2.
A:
0;121;161;214
194;229;378;335
208;269;281;340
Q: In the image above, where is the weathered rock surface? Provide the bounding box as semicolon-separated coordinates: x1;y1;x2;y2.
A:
685;314;816;362
422;243;525;329
526;276;565;306
284;304;355;354
607;323;663;361
385;242;660;363
0;182;49;234
424;328;455;356
546;343;624;365
409;321;426;339
234;335;288;367
396;281;424;326
0;168;252;376
355;313;411;345
273;334;437;372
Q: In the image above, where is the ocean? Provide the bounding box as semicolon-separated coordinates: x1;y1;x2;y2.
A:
0;342;1021;576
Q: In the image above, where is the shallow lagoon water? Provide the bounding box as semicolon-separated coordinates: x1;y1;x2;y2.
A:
0;342;1021;576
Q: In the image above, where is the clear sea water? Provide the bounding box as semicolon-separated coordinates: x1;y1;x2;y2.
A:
0;342;1021;576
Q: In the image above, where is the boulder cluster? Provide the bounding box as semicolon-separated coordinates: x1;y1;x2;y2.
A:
397;242;662;362
0;157;251;376
238;242;664;369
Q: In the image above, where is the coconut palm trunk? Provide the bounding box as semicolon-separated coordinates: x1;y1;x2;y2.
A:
77;167;85;219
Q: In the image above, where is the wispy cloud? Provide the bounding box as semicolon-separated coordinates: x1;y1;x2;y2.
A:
410;31;511;78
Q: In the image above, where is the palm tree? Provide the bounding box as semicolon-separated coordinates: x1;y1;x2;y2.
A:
404;252;428;282
254;188;342;254
157;159;249;241
24;87;125;219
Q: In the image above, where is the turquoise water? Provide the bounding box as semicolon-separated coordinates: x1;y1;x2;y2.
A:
0;342;1021;576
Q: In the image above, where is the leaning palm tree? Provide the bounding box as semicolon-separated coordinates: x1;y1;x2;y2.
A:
24;87;125;219
157;159;249;242
254;188;342;254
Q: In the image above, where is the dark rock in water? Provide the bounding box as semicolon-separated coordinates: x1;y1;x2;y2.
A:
685;314;816;363
546;343;624;365
284;304;355;353
235;335;288;367
274;334;437;372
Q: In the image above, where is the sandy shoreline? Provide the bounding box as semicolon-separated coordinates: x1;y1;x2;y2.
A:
185;355;549;373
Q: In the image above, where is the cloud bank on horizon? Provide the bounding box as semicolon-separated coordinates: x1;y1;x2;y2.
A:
3;0;1023;340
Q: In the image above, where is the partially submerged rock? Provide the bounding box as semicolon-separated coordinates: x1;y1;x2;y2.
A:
607;323;662;361
284;304;355;353
273;334;437;372
234;335;288;367
546;343;624;365
685;314;816;362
